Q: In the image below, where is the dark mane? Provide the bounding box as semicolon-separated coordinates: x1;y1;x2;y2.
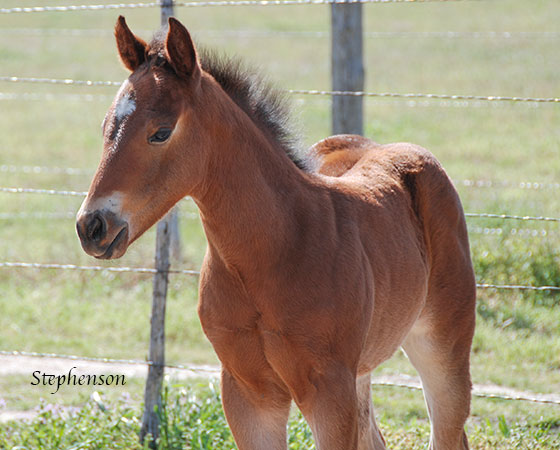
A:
148;32;308;171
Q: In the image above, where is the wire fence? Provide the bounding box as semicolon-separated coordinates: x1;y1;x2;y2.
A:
2;28;560;40
3;211;557;239
2;92;557;110
0;261;200;275
1;350;558;405
3;164;560;190
2;186;559;222
1;262;559;292
2;76;559;104
467;226;555;237
0;0;480;15
1;0;558;418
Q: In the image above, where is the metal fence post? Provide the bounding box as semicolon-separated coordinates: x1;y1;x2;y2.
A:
331;0;364;135
140;2;175;446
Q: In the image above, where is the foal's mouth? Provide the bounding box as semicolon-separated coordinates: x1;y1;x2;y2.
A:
96;226;129;260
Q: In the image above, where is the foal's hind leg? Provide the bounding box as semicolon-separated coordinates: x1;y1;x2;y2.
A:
356;374;386;450
290;363;361;450
221;368;292;450
402;299;475;450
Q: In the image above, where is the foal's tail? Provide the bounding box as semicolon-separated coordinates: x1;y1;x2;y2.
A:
396;144;477;319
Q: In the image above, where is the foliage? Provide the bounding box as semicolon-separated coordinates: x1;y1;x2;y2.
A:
1;385;559;449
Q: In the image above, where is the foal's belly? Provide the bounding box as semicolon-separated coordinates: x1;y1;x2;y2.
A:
357;295;424;376
356;235;429;375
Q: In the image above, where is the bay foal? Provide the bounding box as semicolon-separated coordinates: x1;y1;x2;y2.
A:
76;16;476;450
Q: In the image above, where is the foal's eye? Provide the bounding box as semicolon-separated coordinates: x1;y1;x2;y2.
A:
148;128;173;144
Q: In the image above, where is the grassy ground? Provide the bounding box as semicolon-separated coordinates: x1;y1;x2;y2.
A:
0;0;559;448
1;383;559;449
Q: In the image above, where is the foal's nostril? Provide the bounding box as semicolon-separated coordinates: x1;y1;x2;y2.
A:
87;214;106;242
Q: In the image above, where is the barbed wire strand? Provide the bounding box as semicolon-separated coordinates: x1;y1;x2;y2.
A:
477;283;560;291
0;164;92;176
2;28;559;39
0;212;76;220
454;179;560;190
371;378;560;405
0;92;553;110
0;213;556;239
0;262;200;275
0;212;556;239
4;213;556;238
0;92;112;102
0;76;122;87
0;350;558;405
1;262;558;291
1;187;559;221
288;89;560;103
0;187;196;206
3;165;559;191
0;211;199;220
0;350;217;373
464;212;560;223
0;0;481;15
0;187;87;196
1;77;558;104
468;226;555;237
2;165;559;191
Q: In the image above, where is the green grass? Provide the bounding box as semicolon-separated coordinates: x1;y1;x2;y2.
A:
1;383;559;449
1;0;560;447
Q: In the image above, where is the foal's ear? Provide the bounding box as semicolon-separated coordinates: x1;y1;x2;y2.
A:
165;18;200;80
115;16;147;72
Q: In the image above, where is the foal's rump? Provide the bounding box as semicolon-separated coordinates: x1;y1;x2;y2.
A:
312;135;476;366
313;134;474;292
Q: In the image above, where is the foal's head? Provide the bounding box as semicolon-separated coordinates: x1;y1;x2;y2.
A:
76;17;210;259
77;16;303;259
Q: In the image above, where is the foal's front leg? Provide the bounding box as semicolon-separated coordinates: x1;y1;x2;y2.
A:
221;367;292;450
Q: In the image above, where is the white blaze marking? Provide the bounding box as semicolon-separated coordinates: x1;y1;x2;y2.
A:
115;92;136;121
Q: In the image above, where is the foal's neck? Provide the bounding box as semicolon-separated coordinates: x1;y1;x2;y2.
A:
193;79;319;276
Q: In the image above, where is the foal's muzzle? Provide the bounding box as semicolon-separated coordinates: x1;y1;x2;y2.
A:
76;210;129;259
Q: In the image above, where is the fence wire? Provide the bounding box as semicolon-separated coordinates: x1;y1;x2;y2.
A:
1;186;559;221
2;77;559;104
0;187;87;196
2;28;559;40
468;226;555;238
288;89;560;103
2;93;554;110
1;261;558;291
3;165;560;191
0;262;200;275
464;212;560;223
0;350;217;373
454;179;560;190
0;76;121;87
1;350;558;405
0;164;92;176
0;211;199;220
0;92;112;102
0;212;557;239
0;0;480;14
